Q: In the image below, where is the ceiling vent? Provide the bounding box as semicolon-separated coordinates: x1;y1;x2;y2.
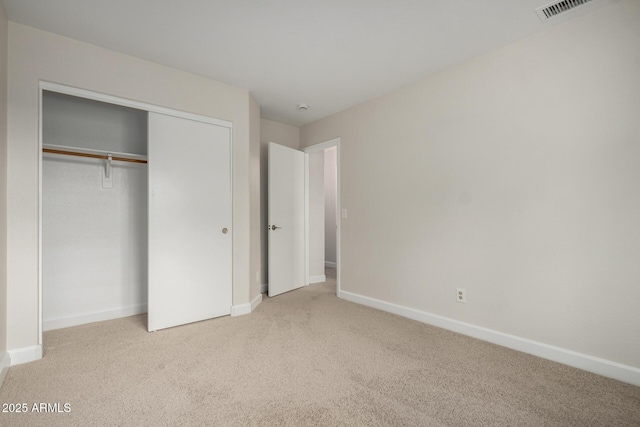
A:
535;0;596;21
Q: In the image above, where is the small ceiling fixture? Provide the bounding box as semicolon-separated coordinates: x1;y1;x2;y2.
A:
297;104;310;111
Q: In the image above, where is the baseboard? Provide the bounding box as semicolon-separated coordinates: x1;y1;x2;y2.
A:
9;345;43;366
231;293;262;317
0;352;10;389
251;293;263;312
43;304;148;331
309;275;326;284
325;261;337;268
338;290;640;387
260;283;268;294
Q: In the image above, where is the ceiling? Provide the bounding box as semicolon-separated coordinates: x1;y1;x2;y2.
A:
1;0;613;126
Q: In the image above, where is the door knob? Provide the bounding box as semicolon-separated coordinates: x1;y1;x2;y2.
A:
222;228;228;234
270;225;281;230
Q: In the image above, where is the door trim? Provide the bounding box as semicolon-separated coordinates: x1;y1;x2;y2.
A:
302;138;341;295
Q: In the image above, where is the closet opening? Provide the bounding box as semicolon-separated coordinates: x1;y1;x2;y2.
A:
41;90;149;332
39;82;234;346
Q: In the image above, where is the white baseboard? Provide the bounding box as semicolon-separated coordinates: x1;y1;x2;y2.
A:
0;352;10;389
231;293;263;317
43;304;148;331
309;275;326;284
260;283;268;294
9;345;43;366
338;290;640;387
251;293;262;312
325;261;337;268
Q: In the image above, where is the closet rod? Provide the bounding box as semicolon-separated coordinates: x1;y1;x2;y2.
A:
43;148;148;164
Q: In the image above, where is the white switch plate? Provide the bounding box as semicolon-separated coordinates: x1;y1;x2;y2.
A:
342;208;348;219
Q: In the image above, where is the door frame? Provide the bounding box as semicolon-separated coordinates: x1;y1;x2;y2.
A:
38;81;233;345
302;138;341;295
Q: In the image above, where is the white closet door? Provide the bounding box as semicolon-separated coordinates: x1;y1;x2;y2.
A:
148;112;232;331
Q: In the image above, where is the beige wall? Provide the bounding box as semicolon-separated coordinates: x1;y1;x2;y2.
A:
259;119;299;286
0;3;8;357
6;23;255;353
249;96;261;300
260;119;300;150
301;2;640;368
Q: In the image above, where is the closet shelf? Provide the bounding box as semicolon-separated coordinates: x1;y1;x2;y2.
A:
42;144;148;164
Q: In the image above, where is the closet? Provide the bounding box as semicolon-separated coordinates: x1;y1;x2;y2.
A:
41;88;232;333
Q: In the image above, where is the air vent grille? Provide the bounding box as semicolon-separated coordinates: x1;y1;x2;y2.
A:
536;0;596;21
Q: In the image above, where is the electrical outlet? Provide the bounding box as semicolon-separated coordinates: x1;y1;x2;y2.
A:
456;288;466;303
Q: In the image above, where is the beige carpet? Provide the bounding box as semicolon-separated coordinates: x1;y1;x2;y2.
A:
1;270;639;426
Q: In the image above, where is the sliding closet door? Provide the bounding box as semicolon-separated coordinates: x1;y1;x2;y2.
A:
148;113;232;331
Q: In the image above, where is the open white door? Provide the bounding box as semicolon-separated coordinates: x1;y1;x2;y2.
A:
268;142;305;297
148;113;232;331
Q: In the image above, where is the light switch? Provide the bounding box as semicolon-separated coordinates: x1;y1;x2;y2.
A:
342;208;348;219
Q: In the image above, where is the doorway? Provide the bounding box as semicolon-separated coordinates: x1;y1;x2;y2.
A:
304;138;341;295
266;138;341;297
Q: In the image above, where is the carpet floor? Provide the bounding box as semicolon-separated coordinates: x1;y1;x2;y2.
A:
1;270;639;426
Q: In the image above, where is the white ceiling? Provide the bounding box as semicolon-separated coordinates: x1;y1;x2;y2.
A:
1;0;614;126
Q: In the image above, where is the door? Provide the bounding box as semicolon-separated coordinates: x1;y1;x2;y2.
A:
148;112;232;331
268;142;305;297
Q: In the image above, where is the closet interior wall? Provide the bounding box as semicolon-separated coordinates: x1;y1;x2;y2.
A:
42;91;148;331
